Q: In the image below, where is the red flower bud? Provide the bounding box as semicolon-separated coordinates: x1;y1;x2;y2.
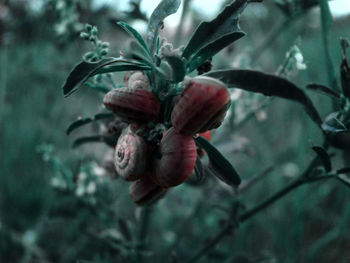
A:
199;131;211;141
171;76;230;135
104;87;160;123
129;174;165;205
151;128;197;187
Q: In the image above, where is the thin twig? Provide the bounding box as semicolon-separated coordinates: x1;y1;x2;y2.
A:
251;17;295;64
184;156;333;263
319;0;339;110
238;166;274;193
134;205;153;263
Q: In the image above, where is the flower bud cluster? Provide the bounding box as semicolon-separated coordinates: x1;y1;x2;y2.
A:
80;24;109;63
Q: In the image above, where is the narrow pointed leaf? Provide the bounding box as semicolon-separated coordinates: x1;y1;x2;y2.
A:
204;69;323;127
336;174;350;189
118;218;132;241
312;146;332;172
193;156;205;182
67;118;93;135
62;57;150;97
183;0;249;60
94;62;151;75
66;113;114;135
341;56;350;98
158;55;186;82
306;83;340;99
146;0;181;55
195;136;241;186
117;21;151;59
72;135;117;148
322;112;346;133
337;167;350;174
187;31;245;72
121;40;154;66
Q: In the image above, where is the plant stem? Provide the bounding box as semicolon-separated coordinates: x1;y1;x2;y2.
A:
239;178;303;222
251;16;296;64
185;156;330;263
319;0;339;110
0;45;8;127
185;177;303;263
134;205;153;263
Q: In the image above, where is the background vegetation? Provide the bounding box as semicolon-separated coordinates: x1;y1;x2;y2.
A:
0;0;349;262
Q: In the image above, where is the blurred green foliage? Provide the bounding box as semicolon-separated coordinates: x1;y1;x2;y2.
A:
0;0;349;263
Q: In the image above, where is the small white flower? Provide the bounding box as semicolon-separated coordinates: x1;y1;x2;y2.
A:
92;164;105;177
230;89;243;101
86;182;97;195
75;186;85;197
51;177;61;187
283;162;300;178
23;230;36;246
78;172;87;182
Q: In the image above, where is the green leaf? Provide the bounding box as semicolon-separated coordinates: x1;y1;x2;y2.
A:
322;112;346;133
336;174;350;189
147;0;181;55
312;146;332;172
118;218;132;241
341;55;350;99
187;31;245;72
121;40;154;66
157;55;186;82
204;69;323;128
183;0;249;60
193;156;205;183
72;135;117;148
306;83;340;99
117;21;151;58
66;113;114;135
322;112;350;149
62;57;151;97
94;62;151;75
337;167;350;174
195;136;241;186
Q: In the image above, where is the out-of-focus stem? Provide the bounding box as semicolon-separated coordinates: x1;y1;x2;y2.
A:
185;156;333;263
134;205;153;263
251;17;295;64
319;0;339;110
0;45;8;127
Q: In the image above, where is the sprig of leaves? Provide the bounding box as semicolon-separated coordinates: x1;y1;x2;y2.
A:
182;0;252;73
